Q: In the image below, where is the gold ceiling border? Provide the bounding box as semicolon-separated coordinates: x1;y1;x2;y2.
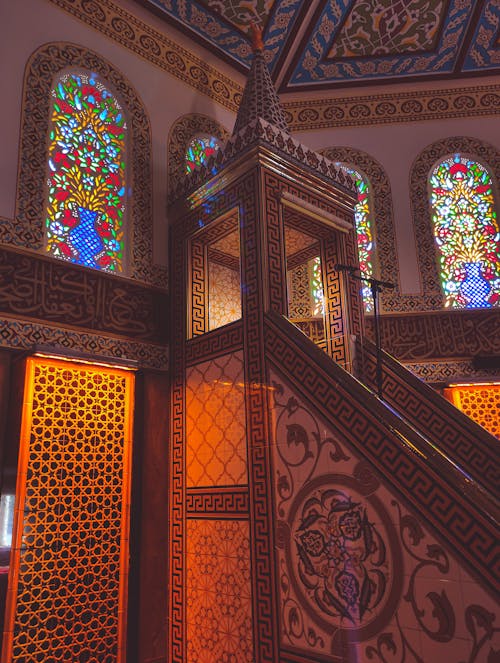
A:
48;0;499;128
47;0;242;111
284;85;500;130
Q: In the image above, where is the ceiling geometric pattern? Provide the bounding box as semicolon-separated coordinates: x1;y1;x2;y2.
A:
137;0;500;92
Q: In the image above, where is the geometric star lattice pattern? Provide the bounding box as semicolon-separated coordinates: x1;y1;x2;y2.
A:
187;520;253;663
2;357;134;663
444;384;500;439
186;352;247;487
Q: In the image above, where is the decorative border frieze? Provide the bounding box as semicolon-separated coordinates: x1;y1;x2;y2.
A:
0;244;168;343
0;316;168;369
369;309;500;362
48;0;242;111
48;0;500;129
186;487;249;517
405;360;499;384
284;85;500;130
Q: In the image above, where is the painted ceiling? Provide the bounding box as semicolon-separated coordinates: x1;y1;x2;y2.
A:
137;0;499;92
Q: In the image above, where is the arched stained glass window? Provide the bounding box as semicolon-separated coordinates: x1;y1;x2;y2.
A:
429;154;500;308
46;72;127;272
350;170;375;312
314;166;374;313
311;257;324;317
185;135;221;174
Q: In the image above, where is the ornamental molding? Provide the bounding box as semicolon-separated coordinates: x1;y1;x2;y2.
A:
48;0;500;128
284;85;500;130
0;315;168;370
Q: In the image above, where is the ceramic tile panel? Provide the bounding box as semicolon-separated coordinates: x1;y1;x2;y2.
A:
269;366;499;662
186;520;253;663
186;352;247;487
208;262;242;331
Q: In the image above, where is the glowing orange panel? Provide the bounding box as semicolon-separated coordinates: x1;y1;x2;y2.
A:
2;357;134;663
444;384;500;439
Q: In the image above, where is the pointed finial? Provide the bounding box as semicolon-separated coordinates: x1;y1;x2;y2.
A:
249;21;264;52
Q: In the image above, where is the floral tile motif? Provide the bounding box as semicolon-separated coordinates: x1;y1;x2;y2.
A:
186;520;253;662
269;366;500;661
186;352;247;487
328;0;446;59
140;0;304;71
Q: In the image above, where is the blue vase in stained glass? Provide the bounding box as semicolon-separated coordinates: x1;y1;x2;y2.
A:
70;208;104;268
459;262;491;308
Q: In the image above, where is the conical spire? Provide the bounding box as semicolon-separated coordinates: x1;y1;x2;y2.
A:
232;24;289;136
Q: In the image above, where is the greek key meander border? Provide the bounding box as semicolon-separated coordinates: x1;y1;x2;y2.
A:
7;41;167;288
49;0;500;128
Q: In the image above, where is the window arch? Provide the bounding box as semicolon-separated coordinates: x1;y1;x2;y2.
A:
429;154;500;309
167;114;229;203
411;137;500;310
320;147;399;313
185;135;222;174
46;72;127;272
309;169;374;313
4;43;162;286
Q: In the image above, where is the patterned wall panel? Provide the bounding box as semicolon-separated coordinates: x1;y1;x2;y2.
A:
4;42;165;287
186;519;253;663
186;352;247;487
269;365;499;662
2;357;134;663
0;246;168;343
444;384;500;440
264;314;498;592
208;262;242;331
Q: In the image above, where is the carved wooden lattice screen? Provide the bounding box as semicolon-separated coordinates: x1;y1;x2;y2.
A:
2;356;134;663
444;383;500;439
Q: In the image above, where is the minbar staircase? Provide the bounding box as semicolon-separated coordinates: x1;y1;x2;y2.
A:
268;311;499;595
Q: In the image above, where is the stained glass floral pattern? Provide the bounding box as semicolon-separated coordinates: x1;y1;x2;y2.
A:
430;155;500;308
311;169;375;313
349;170;375;312
311;257;324;316
185;135;221;174
46;73;126;272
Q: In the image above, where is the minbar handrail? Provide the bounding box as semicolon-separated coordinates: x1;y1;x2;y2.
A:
355;335;499;498
266;311;499;597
